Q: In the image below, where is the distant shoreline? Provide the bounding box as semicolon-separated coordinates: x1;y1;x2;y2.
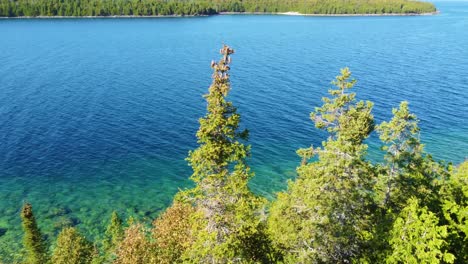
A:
0;11;439;19
0;14;208;19
220;11;439;16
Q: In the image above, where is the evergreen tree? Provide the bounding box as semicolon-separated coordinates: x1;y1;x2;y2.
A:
0;0;437;17
9;51;466;264
440;161;468;263
387;197;455;264
115;224;154;264
151;202;195;263
269;68;375;263
102;211;124;261
20;203;48;264
180;45;268;262
376;101;441;212
370;102;450;262
52;227;95;264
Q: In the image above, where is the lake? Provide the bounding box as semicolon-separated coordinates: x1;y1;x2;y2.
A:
0;1;467;259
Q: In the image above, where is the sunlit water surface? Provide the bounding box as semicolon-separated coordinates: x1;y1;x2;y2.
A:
0;1;467;259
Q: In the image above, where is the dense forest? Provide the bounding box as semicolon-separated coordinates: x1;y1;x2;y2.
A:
3;45;466;264
0;0;436;17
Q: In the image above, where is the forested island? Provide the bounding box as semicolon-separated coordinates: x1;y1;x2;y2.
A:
3;45;466;264
0;0;436;17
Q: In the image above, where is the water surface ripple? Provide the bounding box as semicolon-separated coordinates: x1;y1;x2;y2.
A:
0;1;467;258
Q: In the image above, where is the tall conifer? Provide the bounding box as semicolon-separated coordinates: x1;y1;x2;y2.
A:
269;68;375;263
376;101;442;212
180;45;268;262
370;102;451;261
101;211;124;262
20;203;48;264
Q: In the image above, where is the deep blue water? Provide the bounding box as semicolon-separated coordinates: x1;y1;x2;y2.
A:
0;1;467;259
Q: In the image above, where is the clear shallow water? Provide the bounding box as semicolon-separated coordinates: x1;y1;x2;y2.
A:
0;1;467;259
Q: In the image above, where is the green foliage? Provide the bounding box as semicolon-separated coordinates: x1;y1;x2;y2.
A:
269;68;375;263
20;203;48;264
52;227;95;264
10;51;468;263
365;102;451;262
376;101;424;209
387;197;455;264
115;224;154;264
0;0;436;17
101;211;124;262
151;202;195;263
376;101;443;213
440;161;468;263
179;45;270;262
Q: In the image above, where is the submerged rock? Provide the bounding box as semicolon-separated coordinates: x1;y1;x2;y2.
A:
53;216;80;231
48;206;72;217
0;228;7;237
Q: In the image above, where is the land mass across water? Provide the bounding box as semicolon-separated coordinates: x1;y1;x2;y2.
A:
0;0;437;17
0;11;439;19
221;11;439;16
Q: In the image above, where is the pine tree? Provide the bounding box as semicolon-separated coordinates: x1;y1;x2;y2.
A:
52;227;95;264
179;45;268;262
269;68;375;263
387;197;455;264
20;203;48;264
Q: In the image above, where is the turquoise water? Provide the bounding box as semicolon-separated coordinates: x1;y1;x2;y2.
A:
0;1;467;259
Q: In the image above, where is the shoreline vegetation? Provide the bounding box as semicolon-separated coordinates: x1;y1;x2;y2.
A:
3;45;467;264
0;0;437;18
0;11;440;19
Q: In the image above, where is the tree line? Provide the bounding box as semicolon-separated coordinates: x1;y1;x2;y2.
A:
8;45;467;264
0;0;436;17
